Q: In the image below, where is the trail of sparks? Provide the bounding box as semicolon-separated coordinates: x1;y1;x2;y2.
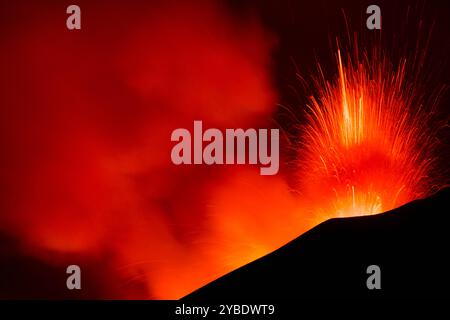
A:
298;43;438;220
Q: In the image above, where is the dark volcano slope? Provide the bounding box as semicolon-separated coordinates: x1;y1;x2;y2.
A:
185;188;450;299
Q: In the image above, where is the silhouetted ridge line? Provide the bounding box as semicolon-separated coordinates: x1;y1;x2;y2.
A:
184;187;450;299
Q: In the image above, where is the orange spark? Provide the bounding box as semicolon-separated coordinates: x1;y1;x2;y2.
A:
298;44;438;221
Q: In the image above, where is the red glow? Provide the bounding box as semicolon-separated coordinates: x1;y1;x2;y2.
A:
0;1;442;299
0;1;278;298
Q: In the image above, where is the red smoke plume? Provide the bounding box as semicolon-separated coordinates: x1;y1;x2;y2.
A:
0;0;282;298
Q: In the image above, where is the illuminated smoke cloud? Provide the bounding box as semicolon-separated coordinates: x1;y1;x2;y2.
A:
0;0;278;298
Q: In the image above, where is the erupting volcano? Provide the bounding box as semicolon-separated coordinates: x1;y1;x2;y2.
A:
1;0;448;300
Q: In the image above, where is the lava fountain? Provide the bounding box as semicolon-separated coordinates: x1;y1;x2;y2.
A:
297;42;441;222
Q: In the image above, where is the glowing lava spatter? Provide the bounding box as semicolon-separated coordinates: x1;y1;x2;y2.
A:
298;44;438;220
